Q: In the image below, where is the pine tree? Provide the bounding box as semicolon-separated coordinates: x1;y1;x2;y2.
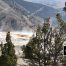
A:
56;13;66;66
22;21;52;66
0;32;17;66
22;19;64;66
22;25;42;66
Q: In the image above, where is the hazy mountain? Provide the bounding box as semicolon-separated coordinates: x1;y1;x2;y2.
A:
0;0;43;31
3;0;57;18
1;0;66;32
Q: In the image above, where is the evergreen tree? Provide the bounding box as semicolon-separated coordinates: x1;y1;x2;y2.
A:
22;21;53;66
56;13;66;34
56;13;66;66
22;19;64;66
22;25;42;66
0;32;17;66
63;2;66;12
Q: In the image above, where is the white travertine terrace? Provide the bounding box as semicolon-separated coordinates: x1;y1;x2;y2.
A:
0;31;33;46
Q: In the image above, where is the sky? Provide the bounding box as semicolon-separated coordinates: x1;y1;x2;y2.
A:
24;0;66;8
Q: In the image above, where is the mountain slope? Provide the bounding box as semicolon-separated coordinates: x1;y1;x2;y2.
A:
0;0;43;31
3;0;57;18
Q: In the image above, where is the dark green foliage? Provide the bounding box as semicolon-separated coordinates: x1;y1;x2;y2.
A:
0;55;7;66
56;13;66;66
23;45;33;59
6;32;11;42
42;22;49;34
65;2;66;6
22;20;64;66
0;32;17;66
51;32;63;66
63;2;66;12
62;56;66;66
56;13;66;34
22;23;51;66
